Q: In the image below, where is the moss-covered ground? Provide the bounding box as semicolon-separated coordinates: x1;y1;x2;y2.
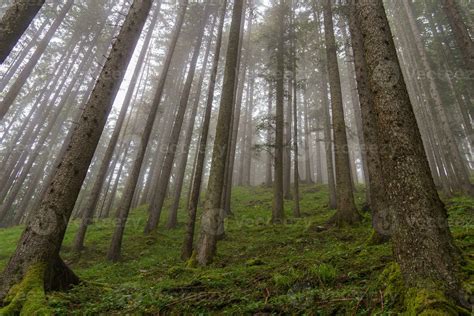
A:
0;185;472;314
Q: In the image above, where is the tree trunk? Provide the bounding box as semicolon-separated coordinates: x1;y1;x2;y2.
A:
272;0;286;223
0;0;45;64
72;4;160;252
25;50;102;223
243;76;255;186
355;0;465;306
0;0;151;311
402;0;474;196
107;1;187;262
0;18;49;91
196;0;244;265
0;0;74;119
283;78;293;200
302;83;314;184
221;10;251;216
167;15;215;230
441;0;474;71
145;7;208;234
313;5;336;208
181;0;227;261
324;0;360;225
340;20;370;202
265;80;273;187
0;49;82;223
290;6;300;217
347;2;390;239
0;39;77;180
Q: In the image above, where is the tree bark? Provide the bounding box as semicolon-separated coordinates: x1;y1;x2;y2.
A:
181;0;227;261
313;5;336;208
265;80;274;187
0;18;49;91
221;9;251;216
347;2;390;238
441;0;474;72
0;0;74;119
196;0;244;265
324;0;360;225
72;4;160;252
302;83;314;184
290;5;300;217
167;15;215;230
0;0;45;64
355;0;464;304
283;77;292;200
273;0;286;223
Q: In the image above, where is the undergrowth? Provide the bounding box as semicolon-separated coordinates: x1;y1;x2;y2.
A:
0;185;472;314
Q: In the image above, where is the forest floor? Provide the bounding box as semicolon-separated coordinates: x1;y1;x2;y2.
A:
0;185;473;314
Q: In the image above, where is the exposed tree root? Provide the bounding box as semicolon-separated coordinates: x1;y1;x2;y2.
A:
45;256;80;292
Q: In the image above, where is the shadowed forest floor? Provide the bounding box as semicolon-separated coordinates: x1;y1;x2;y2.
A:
0;185;473;314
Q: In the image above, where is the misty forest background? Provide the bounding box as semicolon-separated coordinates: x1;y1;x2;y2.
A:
0;0;473;314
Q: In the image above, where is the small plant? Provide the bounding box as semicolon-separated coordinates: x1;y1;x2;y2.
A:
272;268;302;290
308;263;337;285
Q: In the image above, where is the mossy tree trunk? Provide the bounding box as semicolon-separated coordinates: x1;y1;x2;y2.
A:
0;0;45;64
196;0;244;265
0;0;151;310
354;0;464;304
323;0;361;225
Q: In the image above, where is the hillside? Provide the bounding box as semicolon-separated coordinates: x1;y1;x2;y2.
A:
0;185;472;314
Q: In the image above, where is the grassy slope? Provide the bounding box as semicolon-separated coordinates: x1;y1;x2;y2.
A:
0;185;472;314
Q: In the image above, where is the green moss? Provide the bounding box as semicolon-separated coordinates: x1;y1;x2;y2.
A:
378;262;404;309
185;251;197;268
378;263;469;315
404;288;466;315
245;258;265;266
0;262;52;316
0;185;472;314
